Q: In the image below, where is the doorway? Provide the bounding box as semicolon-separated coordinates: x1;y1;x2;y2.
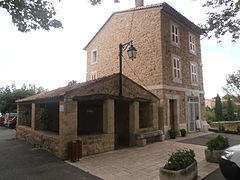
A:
188;96;200;132
169;99;177;130
114;100;129;148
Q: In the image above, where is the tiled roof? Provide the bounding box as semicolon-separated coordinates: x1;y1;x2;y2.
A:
16;74;118;103
16;73;159;103
84;2;202;50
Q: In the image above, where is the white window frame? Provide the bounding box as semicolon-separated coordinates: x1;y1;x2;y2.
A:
170;22;180;47
189;33;196;54
172;55;182;83
91;49;98;64
90;71;97;80
190;62;198;85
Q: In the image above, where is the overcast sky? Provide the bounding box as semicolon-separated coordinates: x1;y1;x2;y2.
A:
0;0;239;99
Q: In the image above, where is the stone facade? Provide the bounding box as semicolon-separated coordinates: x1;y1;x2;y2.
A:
16;74;160;159
84;3;205;134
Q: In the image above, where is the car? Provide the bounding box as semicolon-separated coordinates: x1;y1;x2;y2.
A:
219;144;240;180
8;116;17;129
0;116;4;126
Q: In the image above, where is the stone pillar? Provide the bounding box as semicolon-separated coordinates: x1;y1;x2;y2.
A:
150;102;159;129
103;99;114;134
59;98;78;159
31;103;36;130
17;104;20;127
129;101;139;146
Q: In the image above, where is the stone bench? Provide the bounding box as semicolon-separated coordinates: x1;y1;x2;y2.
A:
136;129;164;147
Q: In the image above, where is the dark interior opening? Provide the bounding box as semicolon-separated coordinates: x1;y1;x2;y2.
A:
77;100;103;135
114;100;129;148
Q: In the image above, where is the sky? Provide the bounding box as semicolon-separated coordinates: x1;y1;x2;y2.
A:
0;0;239;99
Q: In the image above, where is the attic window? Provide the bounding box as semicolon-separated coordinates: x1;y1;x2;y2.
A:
91;50;98;64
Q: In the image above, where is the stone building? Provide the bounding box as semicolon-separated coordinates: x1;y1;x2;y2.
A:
84;1;207;134
16;74;162;159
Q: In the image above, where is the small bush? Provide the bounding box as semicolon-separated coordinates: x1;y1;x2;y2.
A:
180;129;187;137
237;126;240;134
168;129;178;139
164;149;196;171
218;125;225;132
206;135;229;151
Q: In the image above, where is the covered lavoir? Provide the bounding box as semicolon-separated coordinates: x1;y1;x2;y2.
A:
16;74;163;159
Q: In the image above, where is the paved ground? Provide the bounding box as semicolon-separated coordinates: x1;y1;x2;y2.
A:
0;127;102;180
69;132;219;180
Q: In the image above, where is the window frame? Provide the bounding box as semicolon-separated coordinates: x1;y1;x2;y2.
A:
189;33;196;54
91;49;98;65
172;55;182;83
190;62;198;85
90;71;97;80
170;22;180;47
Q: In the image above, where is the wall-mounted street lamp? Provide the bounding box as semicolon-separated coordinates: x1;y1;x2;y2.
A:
119;40;137;96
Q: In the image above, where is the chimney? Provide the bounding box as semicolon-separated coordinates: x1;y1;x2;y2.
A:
135;0;144;7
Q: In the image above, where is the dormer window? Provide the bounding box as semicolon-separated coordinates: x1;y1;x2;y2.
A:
171;22;180;46
91;50;98;64
189;33;196;54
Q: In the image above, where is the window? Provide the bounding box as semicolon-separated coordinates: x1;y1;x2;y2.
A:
171;23;180;46
172;55;181;83
190;63;198;85
90;71;97;80
91;50;98;64
189;33;196;54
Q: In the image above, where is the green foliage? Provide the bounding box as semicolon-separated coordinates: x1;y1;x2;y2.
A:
168;129;178;139
164;149;196;171
202;0;240;42
218;125;225;131
180;129;187;137
236;125;240;133
225;96;236;121
206;135;229;151
68;80;77;86
0;0;62;32
206;106;215;122
0;84;46;114
224;69;240;98
215;94;223;121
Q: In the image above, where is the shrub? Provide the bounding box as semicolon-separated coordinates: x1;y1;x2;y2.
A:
180;129;187;137
237;126;240;134
168;129;178;139
164;149;196;171
218;125;225;132
206;135;229;151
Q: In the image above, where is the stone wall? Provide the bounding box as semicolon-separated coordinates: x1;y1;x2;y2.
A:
78;133;114;156
18;104;31;127
16;125;61;158
210;121;240;131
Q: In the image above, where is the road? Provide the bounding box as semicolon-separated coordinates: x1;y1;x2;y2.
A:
0;127;102;180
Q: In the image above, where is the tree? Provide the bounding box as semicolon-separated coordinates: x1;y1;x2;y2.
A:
224;96;236;121
201;0;240;42
0;0;62;32
68;80;77;86
0;83;46;114
215;94;223;121
224;69;240;99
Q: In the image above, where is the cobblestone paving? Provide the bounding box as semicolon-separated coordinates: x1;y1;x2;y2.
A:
69;132;218;180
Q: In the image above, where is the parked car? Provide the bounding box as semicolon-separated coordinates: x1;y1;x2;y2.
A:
0;116;4;126
219;144;240;180
4;113;17;126
8;116;17;129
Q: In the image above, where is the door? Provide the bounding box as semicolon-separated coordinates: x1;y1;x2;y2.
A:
188;96;200;132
